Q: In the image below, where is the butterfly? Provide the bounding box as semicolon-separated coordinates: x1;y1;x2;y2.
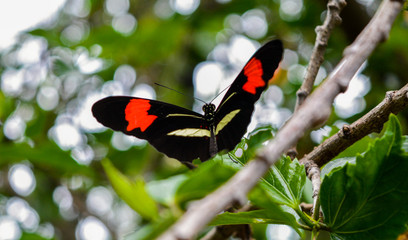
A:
92;39;283;165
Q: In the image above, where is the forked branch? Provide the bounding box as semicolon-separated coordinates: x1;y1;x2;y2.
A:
300;83;408;168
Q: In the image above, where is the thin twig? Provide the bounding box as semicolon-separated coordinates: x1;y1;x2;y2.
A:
295;0;346;110
290;0;346;221
158;1;405;239
287;0;346;159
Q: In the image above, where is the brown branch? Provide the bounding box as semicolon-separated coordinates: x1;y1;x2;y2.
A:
300;83;408;168
295;0;346;110
287;0;346;160
290;0;346;220
302;83;408;222
158;0;405;239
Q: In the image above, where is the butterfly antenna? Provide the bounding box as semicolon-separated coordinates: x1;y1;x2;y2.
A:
210;84;231;104
154;83;207;104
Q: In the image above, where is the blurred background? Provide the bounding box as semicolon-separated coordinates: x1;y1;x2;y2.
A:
0;0;407;239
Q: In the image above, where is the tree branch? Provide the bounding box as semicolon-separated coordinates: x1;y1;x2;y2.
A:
295;0;346;110
288;0;346;160
300;83;408;168
158;0;405;239
290;0;346;220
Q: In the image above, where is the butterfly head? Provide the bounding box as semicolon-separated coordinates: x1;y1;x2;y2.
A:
202;103;216;121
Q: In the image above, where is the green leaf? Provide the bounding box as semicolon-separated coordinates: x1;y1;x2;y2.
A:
101;158;159;221
210;209;298;226
254;157;306;208
147;174;187;206
210;201;304;237
246;157;307;237
249;185;304;237
320;115;408;239
124;214;177;240
0;142;92;176
321;157;355;180
335;135;374;160
175;160;237;208
231;125;274;164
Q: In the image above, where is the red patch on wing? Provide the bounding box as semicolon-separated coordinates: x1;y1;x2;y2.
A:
125;99;158;132
242;58;264;94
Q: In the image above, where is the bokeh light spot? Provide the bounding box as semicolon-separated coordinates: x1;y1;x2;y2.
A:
287;64;306;84
8;164;36;197
61;23;88;46
266;224;298;240
6;197;39;231
193;62;224;98
111;132;146;150
50;122;82;150
170;0;200;15
154;0;174;19
334;73;370;118
77;51;104;74
280;0;303;21
17;37;47;65
105;0;129;16
310;126;332;143
86;187;113;216
0;216;21;240
114;65;137;88
1;69;24;97
76;216;110;240
78;93;108;131
132;83;156;100
37;86;59;111
53;186;73;211
112;13;137;36
241;9;268;39
228;35;257;66
71;145;95;165
4;116;26;140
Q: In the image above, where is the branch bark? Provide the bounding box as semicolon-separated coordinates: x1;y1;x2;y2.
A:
290;0;346;219
300;83;408;168
295;0;346;110
287;0;346;160
158;0;405;239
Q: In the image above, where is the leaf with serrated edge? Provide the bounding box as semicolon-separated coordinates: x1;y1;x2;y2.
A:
210;208;303;237
320;115;408;240
256;157;306;208
231;125;274;164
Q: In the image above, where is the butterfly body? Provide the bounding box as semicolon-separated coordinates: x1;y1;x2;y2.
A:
92;40;283;164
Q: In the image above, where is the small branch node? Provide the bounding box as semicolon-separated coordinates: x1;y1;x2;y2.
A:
341;124;351;138
296;90;309;106
385;90;395;100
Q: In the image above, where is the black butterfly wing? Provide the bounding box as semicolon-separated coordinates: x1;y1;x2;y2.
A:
214;40;283;152
92;96;212;163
